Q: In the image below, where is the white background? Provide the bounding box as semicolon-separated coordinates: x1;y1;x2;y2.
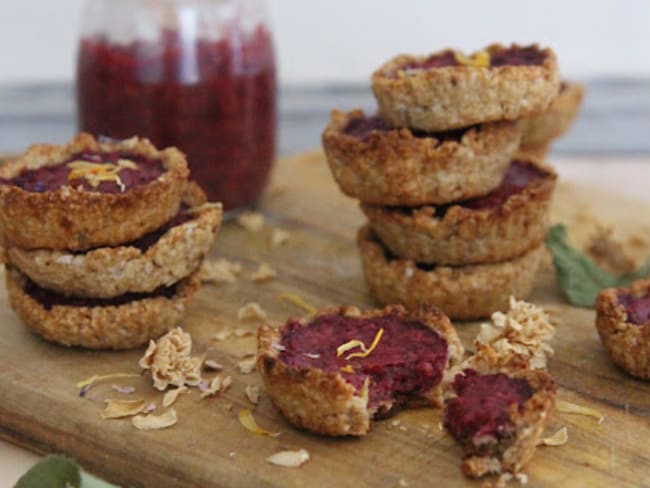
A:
0;0;649;84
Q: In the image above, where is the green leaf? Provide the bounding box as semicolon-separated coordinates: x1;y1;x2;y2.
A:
15;455;81;488
545;224;650;307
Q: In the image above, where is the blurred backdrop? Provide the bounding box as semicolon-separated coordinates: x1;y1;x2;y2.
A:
1;0;649;84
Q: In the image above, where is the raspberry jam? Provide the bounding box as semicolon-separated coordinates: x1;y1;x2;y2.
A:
279;312;448;413
618;290;650;325
444;369;533;444
343;114;470;143
77;26;276;209
3;152;163;194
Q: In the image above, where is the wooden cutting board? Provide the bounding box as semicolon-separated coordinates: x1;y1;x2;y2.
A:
0;151;649;488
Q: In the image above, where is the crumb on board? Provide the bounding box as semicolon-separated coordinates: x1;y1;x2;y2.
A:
237;211;265;232
251;263;277;283
238;302;268;321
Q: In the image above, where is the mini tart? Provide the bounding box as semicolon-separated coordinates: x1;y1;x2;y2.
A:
357;225;544;320
5;266;200;350
444;368;555;478
0;133;189;251
257;304;463;436
595;279;650;379
322;109;520;206
5;183;222;298
361;160;556;265
372;44;560;132
520;82;584;148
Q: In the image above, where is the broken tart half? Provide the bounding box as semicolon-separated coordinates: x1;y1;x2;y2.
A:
322;109;520;206
596;278;650;379
5;266;199;350
0;133;189;251
361;159;556;265
444;368;555;478
5;182;222;298
258;304;463;436
372;44;559;132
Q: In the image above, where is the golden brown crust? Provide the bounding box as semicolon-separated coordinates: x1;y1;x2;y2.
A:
361;159;556;265
357;226;544;320
515;142;551;162
257;304;463;436
596;280;650;379
322;109;520;206
6;188;222;298
5;267;200;350
372;44;560;132
520;82;584;147
450;369;556;477
0;133;189;251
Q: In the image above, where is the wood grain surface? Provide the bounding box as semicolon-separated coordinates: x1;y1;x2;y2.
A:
0;151;649;488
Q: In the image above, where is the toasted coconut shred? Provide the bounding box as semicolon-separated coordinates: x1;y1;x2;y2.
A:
139;327;202;391
238;409;280;437
67;158;137;192
556;399;604;424
539;427;568;447
245;385;260;405
266;449;310;468
251;263;278;283
237;211;265;232
101;399;146;419
238;302;268;321
132;408;178;430
198;258;243;285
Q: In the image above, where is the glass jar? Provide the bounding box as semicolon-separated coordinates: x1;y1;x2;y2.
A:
76;0;277;210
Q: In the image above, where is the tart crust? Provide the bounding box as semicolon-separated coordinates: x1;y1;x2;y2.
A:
322;110;520;206
447;369;556;478
372;44;560;132
5;183;222;298
5;267;200;350
361;160;557;265
596;280;650;379
0;133;189;251
520;82;584;148
357;226;544;320
257;304;464;436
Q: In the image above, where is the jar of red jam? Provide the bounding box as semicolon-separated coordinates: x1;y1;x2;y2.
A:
76;0;277;210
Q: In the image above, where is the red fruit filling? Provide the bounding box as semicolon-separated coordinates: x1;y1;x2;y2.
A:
279;312;449;413
618;290;650;325
22;276;179;310
1;151;164;194
444;369;533;445
124;207;191;252
343;114;471;143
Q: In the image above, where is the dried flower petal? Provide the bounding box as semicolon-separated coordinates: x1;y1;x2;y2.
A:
279;293;316;314
251;263;277;283
238;409;280;437
270;228;290;247
132;409;178;430
266;449;310;468
204;360;224;371
139;328;202;391
198;258;243;285
245;385;260;405
539;427;568;446
162;386;187;408
237;356;257;374
111;385;136;395
200;375;232;399
238;302;268;321
556;400;604;424
77;373;140;397
237;211;265;232
102;399;146;419
144;403;157;413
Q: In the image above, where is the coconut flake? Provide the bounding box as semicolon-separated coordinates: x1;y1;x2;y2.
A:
162;386;187;408
203;360;224;371
266;449;310;468
539;427;568;446
556;400;604;424
251;263;277;283
132;409;178;430
200;375;232;399
101;399;146;419
238;302;268;321
245;384;260;405
237;211;265;232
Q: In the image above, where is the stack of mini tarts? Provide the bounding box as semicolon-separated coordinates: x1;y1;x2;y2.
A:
323;44;559;320
0;133;222;350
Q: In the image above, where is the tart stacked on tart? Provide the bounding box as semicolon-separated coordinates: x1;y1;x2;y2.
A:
0;133;222;350
323;44;560;319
